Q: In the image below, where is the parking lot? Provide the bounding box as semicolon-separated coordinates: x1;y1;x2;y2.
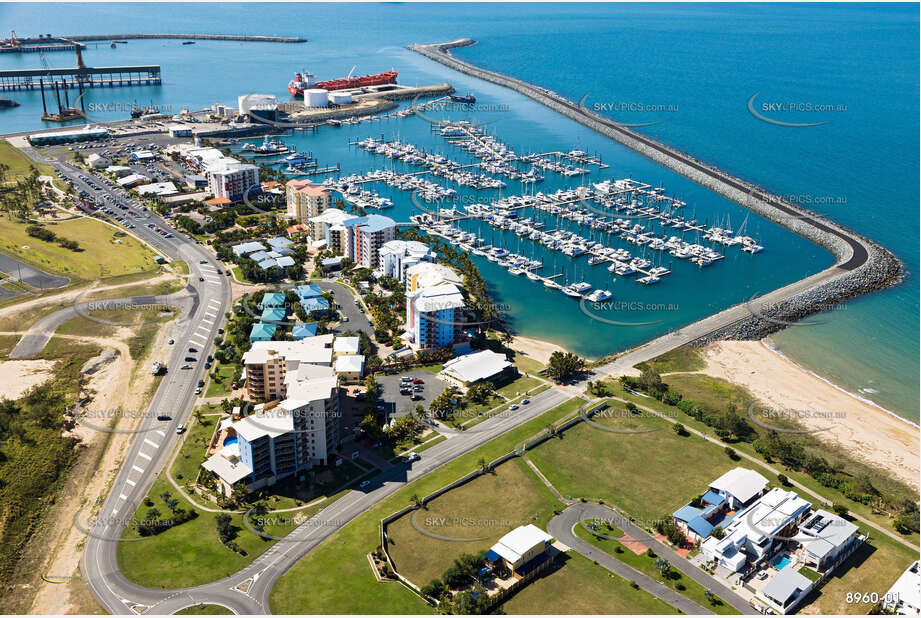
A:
378;369;446;419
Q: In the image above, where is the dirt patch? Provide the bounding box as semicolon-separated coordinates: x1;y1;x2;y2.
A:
0;359;57;399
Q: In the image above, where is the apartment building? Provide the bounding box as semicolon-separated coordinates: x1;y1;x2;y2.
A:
241;336;334;401
378;239;436;281
405;262;465;349
343;214;396;268
286;179;331;232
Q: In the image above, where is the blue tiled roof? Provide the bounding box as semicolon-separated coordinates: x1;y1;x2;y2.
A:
260;292;286;308
687;515;715;538
485;549;502;563
300;297;330;312
701;490;725;506
673;505;704;523
261;307;286;323
249;322;276;341
295;284;323;299
256;258;278;270
292;323;318;339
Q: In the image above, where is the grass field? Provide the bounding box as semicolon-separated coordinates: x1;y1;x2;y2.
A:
500;552;679;614
497;375;542;398
641;346;706;374
269;396;582;614
117;476;279;589
174;604;232;615
607;376;918;544
0;334;18;357
0;217;158;281
0;141;56;181
170;414;217;485
526;400;776;521
386;457;562;586
205;362;238;398
574;526;736;614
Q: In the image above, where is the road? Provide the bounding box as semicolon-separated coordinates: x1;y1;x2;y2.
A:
83;380;570;614
24;155;237;615
0;253;70;290
549;503;759;615
9;290;194;359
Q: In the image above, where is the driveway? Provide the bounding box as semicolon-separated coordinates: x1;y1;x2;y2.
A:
316;280;373;337
378;369;446;420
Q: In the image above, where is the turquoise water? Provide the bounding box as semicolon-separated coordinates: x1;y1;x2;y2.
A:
0;3;916;420
772;554;792;570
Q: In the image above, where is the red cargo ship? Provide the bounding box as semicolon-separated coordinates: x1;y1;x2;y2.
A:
288;70;398;96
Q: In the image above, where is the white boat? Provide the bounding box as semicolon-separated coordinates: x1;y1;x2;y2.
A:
586;289;612;302
637;275;661;285
543;279;562;289
571;281;593;293
561;285;583;298
526;271;541;281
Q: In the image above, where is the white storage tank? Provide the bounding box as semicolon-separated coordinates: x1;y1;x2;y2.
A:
329;91;353;105
304;88;329;108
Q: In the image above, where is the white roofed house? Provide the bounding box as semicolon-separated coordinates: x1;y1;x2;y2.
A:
485;525;555;582
884;561;921;615
796;509;859;573
708;467;770;510
439;349;518;390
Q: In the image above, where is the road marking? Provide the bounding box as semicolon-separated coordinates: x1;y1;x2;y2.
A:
143;438;159;449
126;479;136;486
119;494;128;501
156;430;166;437
112;508;119;515
132;465;145;473
190;333;207;343
204;312;217;319
201;318;214;325
138;452;152;460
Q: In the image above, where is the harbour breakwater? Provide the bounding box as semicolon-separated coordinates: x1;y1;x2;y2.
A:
408;38;903;344
64;33;307;43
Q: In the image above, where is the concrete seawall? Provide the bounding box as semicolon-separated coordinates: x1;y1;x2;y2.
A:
408;38;903;343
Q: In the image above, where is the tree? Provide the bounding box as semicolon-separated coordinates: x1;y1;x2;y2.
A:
831;503;849;518
477;457;489;472
777;473;789;486
673;423;688;436
546;351;585;383
465;382;494;405
724;446;738;460
711;526;725;540
655;557;672;578
429;386;459;420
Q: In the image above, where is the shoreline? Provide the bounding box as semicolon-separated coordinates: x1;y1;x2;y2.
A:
762;339;919;430
699;340;919;489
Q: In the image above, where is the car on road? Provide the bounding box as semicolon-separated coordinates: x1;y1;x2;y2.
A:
359;480;371;489
198;276;204;281
402;453;421;463
180;364;192;369
199;259;207;264
156;415;172;421
176;424;186;434
168;339;174;345
194;387;202;395
509;404;520;411
197;379;205;387
522;399;530;404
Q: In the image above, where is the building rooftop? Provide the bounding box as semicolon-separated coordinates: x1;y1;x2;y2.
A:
710;467;770;505
286;179;329;196
414;283;465;312
202;448;253;485
260;292;287;308
292;322;318;340
335;354;365;374
762;567;812;608
490;525;553;564
295;284;323;299
441;350;512;384
333;336;360;355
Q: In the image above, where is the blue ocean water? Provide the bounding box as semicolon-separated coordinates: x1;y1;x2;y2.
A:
0;3;915;420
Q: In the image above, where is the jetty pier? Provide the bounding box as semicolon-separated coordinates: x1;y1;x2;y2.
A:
0;65;161;91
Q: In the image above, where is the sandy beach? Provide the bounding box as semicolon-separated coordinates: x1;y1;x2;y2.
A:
507;334;567;366
700;340;919;489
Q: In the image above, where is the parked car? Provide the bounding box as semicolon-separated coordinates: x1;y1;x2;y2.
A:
156;415;172;421
176;424;186;434
412;378;424;384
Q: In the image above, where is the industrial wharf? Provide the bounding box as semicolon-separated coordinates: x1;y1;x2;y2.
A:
0;65;161;91
0;33;306;52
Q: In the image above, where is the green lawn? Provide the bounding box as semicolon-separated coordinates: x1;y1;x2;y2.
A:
171;260;190;275
0;217;159;281
500;552;679;614
526;399;776;522
170;415;218;485
574;526;736;614
269;396;582;614
205;362;238;398
174;604;232;615
386;457;562;586
607;377;918;544
497;375;542;398
0;141;56;180
640;346;706;373
511;353;546;375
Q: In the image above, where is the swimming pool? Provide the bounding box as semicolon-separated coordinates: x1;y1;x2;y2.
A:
772;554;792;570
223;436;238;447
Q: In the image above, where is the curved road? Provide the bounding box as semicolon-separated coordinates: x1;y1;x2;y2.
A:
549;503;758;615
